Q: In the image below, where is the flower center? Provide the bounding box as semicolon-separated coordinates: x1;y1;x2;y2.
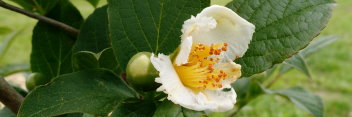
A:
174;43;241;91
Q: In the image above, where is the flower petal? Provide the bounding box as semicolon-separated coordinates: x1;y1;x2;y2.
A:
175;36;193;66
181;5;255;60
151;54;237;112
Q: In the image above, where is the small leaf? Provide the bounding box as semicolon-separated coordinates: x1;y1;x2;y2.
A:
107;0;210;70
227;0;335;77
265;86;324;117
301;35;338;57
110;100;156;117
182;108;204;117
18;69;138;117
283;54;311;78
30;0;83;79
279;35;338;76
153;101;183;117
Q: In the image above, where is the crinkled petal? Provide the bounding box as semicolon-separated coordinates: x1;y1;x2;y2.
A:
181;5;255;60
150;54;237;112
175;36;193;66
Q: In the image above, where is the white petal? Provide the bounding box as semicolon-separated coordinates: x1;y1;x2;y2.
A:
181;5;255;60
150;54;237;112
175;36;193;66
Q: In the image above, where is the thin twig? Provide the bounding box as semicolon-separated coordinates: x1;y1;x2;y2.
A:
266;73;281;88
0;76;24;114
0;0;79;35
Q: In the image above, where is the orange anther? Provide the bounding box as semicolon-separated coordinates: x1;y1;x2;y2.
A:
224;43;228;46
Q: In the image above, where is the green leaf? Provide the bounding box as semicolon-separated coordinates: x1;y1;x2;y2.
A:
232;77;263;108
265;87;323;117
18;69;138;117
153;101;183;117
73;6;121;73
0;63;30;76
301;35;338;57
227;0;335;77
73;6;110;53
182;108;204;117
86;0;100;7
110;100;156;117
11;0;60;14
30;0;83;79
283;54;311;78
107;0;210;70
279;35;338;76
73;48;120;74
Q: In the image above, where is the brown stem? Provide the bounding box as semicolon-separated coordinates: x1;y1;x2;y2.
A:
0;0;79;35
266;73;281;88
0;76;24;114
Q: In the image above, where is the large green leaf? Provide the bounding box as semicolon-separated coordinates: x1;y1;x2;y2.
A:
11;0;60;14
153;101;183;117
18;69;138;117
107;0;210;70
110;100;156;117
30;0;83;79
73;48;120;74
265;87;324;117
227;0;335;77
73;6;121;73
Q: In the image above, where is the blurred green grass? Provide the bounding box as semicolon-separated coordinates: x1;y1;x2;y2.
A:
0;0;351;117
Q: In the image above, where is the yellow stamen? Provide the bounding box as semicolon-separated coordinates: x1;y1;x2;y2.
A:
174;42;240;92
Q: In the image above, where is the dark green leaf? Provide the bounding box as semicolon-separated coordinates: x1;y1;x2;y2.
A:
73;6;110;53
73;6;121;73
73;48;120;74
30;0;83;79
265;86;323;117
72;51;99;71
86;0;100;7
228;0;335;77
284;54;311;78
153;101;183;117
232;77;263;108
11;0;60;14
0;63;30;76
107;0;210;70
110;100;156;117
0;107;15;117
18;69;138;117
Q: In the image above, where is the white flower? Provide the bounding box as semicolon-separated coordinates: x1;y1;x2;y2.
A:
151;5;255;112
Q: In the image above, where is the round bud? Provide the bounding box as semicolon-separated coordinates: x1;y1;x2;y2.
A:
126;52;159;91
25;73;50;91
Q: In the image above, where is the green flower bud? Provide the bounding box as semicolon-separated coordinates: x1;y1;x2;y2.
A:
25;73;50;91
126;52;159;91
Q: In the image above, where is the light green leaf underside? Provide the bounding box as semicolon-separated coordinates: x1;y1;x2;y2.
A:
107;0;210;70
265;86;324;117
227;0;335;77
18;69;138;117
